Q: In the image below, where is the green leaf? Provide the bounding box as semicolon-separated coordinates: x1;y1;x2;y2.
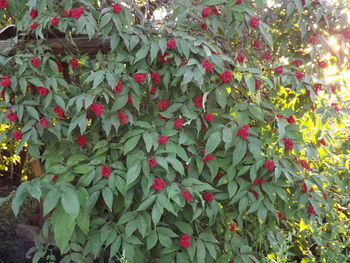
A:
232;139;247;166
11;182;28;216
126;163;142;186
134;45;151;64
137;195;157;211
157;194;176;214
147;231;158;250
124;135;141;154
102;187;113;211
26;106;40;120
43;188;60;216
143;132;153;153
118;211;138;225
77;209;90;234
61;188;80;219
150;42;159;62
228;181;238;198
215;89;227;109
205;131;222;154
166;156;184;175
196;239;207;263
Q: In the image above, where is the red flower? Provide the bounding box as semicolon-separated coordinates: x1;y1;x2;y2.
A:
1;76;11;87
194;95;203;108
148;158;157;168
158;135;169;145
308;204;317;215
159;52;173;63
236;52;245;63
167;39;177;49
330;85;337;94
174;118;186;129
318;60;328;68
182;190;192;202
112;2;123;14
230;223;237;231
287;116;296;123
313;84;322;96
31;57;42;67
151;72;161;84
30;9;38;19
56;61;63;72
40;117;50;128
252;39;260;48
133;73;147;83
292;60;302;67
53;106;65;117
309;36;318;45
277;114;285;119
202;60;213;73
99;199;106;205
101;165;112;178
115;80;123;94
29;21;39;30
299;159;310;170
6;110;18;122
302;183;308;193
320;138;326;146
158;115;170;121
203;192;215;202
118;111;128;124
201;125;208;133
219;71;233;83
283;138;294;151
151;85;157;94
216;172;226;180
236;0;243;4
179;234;191;248
237;125;250;140
249;17;260;28
202;6;211;18
12;131;23;141
342;29;350;40
50;17;60;26
152;177;166;192
38;86;49;96
262;52;272;61
91;102;104;116
0;0;8;9
158;99;170;110
255;79;262;90
276;211;287;220
203;153;214;163
70;58;80;68
201;23;207;30
70;6;84;20
205;113;214;123
52;175;59;182
211;7;221;15
275;65;284;75
77;135;87;147
322;192;328;200
253;178;266;186
127;94;133;105
264;160;275;171
331;103;340;113
249;189;259;199
295;71;304;80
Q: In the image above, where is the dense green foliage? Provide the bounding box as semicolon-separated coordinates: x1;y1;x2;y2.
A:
1;0;350;262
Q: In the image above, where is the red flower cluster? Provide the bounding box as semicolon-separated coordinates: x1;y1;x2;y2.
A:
330;85;337;94
236;52;245;63
277;114;285;119
331;103;340;113
54;106;64;117
295;71;304;80
262;52;272;61
159;52;173;63
38;86;49;96
320;138;326;146
179;234;191;248
252;39;260;48
205;113;214;123
318;60;328;68
302;183;315;193
30;9;38;19
203;153;214;163
29;21;39;30
174;118;185;129
158;99;170;110
275;65;284;75
292;60;302;67
151;72;161;84
56;61;63;72
50;17;60;26
1;76;11;87
202;6;211;18
283;138;294;151
91;102;104;116
152;177;166;192
118;111;128;124
249;17;260;28
309;36;318;45
236;0;243;4
101;165;112;178
31;57;42;67
255;79;262;90
52;175;59;182
148;158;157;168
6;109;18;122
158;135;169;145
13;131;23;141
287;116;296;123
182;190;192;202
77;135;87;147
313;84;322;96
230;223;237;231
203;192;215;202
250;189;259;199
70;58;80;68
298;159;310;170
167;39;177;49
133;73;146;83
202;60;213;73
253;178;266;186
114;80;123;94
308;204;316;215
264;160;275;171
219;71;233;83
194;95;203;108
276;211;287;220
237;125;250;140
0;0;8;9
127;94;133;105
201;23;207;30
64;6;84;20
112;2;123;14
40;117;50;128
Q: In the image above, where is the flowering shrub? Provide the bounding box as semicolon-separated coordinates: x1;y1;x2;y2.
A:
0;0;350;262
